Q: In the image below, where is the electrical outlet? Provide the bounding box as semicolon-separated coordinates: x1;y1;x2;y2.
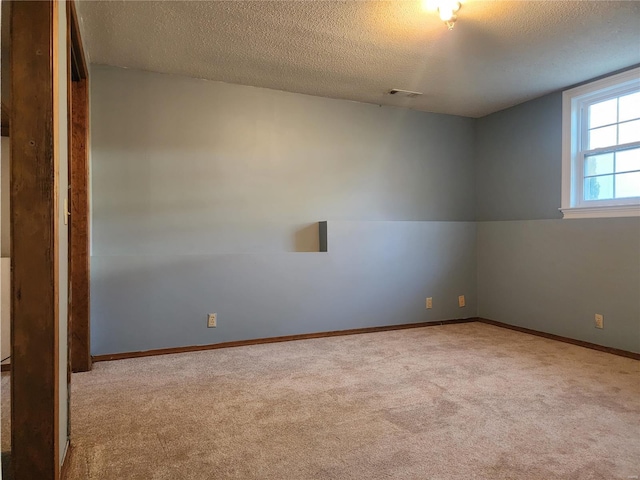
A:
426;297;433;309
207;313;217;328
595;314;603;329
458;295;465;308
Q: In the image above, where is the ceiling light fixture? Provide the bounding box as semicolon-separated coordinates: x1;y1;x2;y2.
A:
423;0;462;30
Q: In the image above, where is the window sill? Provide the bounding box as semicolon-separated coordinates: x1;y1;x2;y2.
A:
560;204;640;219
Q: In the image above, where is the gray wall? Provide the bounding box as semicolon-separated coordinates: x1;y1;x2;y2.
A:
476;93;640;353
92;221;477;354
90;66;477;355
91;66;639;355
476;92;563;221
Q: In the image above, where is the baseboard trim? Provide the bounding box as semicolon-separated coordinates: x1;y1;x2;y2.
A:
91;317;638;364
92;318;478;363
0;363;9;372
478;318;640;360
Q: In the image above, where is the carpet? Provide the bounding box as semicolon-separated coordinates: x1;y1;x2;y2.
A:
41;323;640;478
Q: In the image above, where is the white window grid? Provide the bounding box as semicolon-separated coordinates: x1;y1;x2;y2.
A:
576;85;640;207
562;68;640;216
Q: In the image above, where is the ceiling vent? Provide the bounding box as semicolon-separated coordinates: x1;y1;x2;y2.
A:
389;89;423;98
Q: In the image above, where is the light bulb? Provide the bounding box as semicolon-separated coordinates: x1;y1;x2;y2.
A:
439;6;455;21
422;0;439;11
435;1;461;29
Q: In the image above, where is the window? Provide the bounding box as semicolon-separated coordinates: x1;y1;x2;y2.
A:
561;67;640;218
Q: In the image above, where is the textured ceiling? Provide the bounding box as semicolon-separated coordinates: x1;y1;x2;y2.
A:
79;1;640;118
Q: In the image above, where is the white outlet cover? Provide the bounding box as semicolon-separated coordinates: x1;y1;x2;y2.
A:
458;295;465;307
207;313;217;328
426;297;433;309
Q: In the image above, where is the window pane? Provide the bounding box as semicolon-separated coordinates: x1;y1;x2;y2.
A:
585;152;614;176
619;91;640;122
618;119;640;145
584;175;613;201
615;171;640;198
589;125;617;149
589;98;617;128
616;148;640;173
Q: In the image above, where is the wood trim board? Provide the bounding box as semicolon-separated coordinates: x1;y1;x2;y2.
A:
92;318;639;364
10;1;61;479
92;318;478;362
67;0;91;373
67;0;87;81
69;77;91;373
1;101;9;137
477;318;640;360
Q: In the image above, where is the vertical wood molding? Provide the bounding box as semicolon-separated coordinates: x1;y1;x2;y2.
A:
70;78;91;373
10;1;61;479
1;101;9;137
67;0;91;373
67;0;88;81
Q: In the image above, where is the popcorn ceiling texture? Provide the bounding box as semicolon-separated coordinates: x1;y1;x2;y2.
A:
78;1;640;118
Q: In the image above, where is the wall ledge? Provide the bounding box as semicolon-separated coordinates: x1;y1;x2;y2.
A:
560;204;640;219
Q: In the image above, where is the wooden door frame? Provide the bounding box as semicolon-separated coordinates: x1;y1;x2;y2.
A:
10;1;61;478
67;0;91;373
9;0;90;477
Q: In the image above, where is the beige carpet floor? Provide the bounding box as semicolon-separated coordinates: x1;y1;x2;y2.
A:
1;371;10;479
15;323;640;479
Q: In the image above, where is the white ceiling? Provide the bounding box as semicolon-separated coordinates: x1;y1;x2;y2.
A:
78;1;640;118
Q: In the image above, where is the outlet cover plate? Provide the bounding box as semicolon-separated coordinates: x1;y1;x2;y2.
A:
458;295;466;308
207;313;217;328
595;314;603;329
426;297;433;309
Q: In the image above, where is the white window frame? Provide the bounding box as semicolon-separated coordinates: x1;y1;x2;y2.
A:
561;67;640;219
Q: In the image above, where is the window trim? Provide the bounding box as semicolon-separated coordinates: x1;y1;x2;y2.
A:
561;67;640;219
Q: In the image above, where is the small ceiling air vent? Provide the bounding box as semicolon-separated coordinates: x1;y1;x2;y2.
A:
388;89;423;98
